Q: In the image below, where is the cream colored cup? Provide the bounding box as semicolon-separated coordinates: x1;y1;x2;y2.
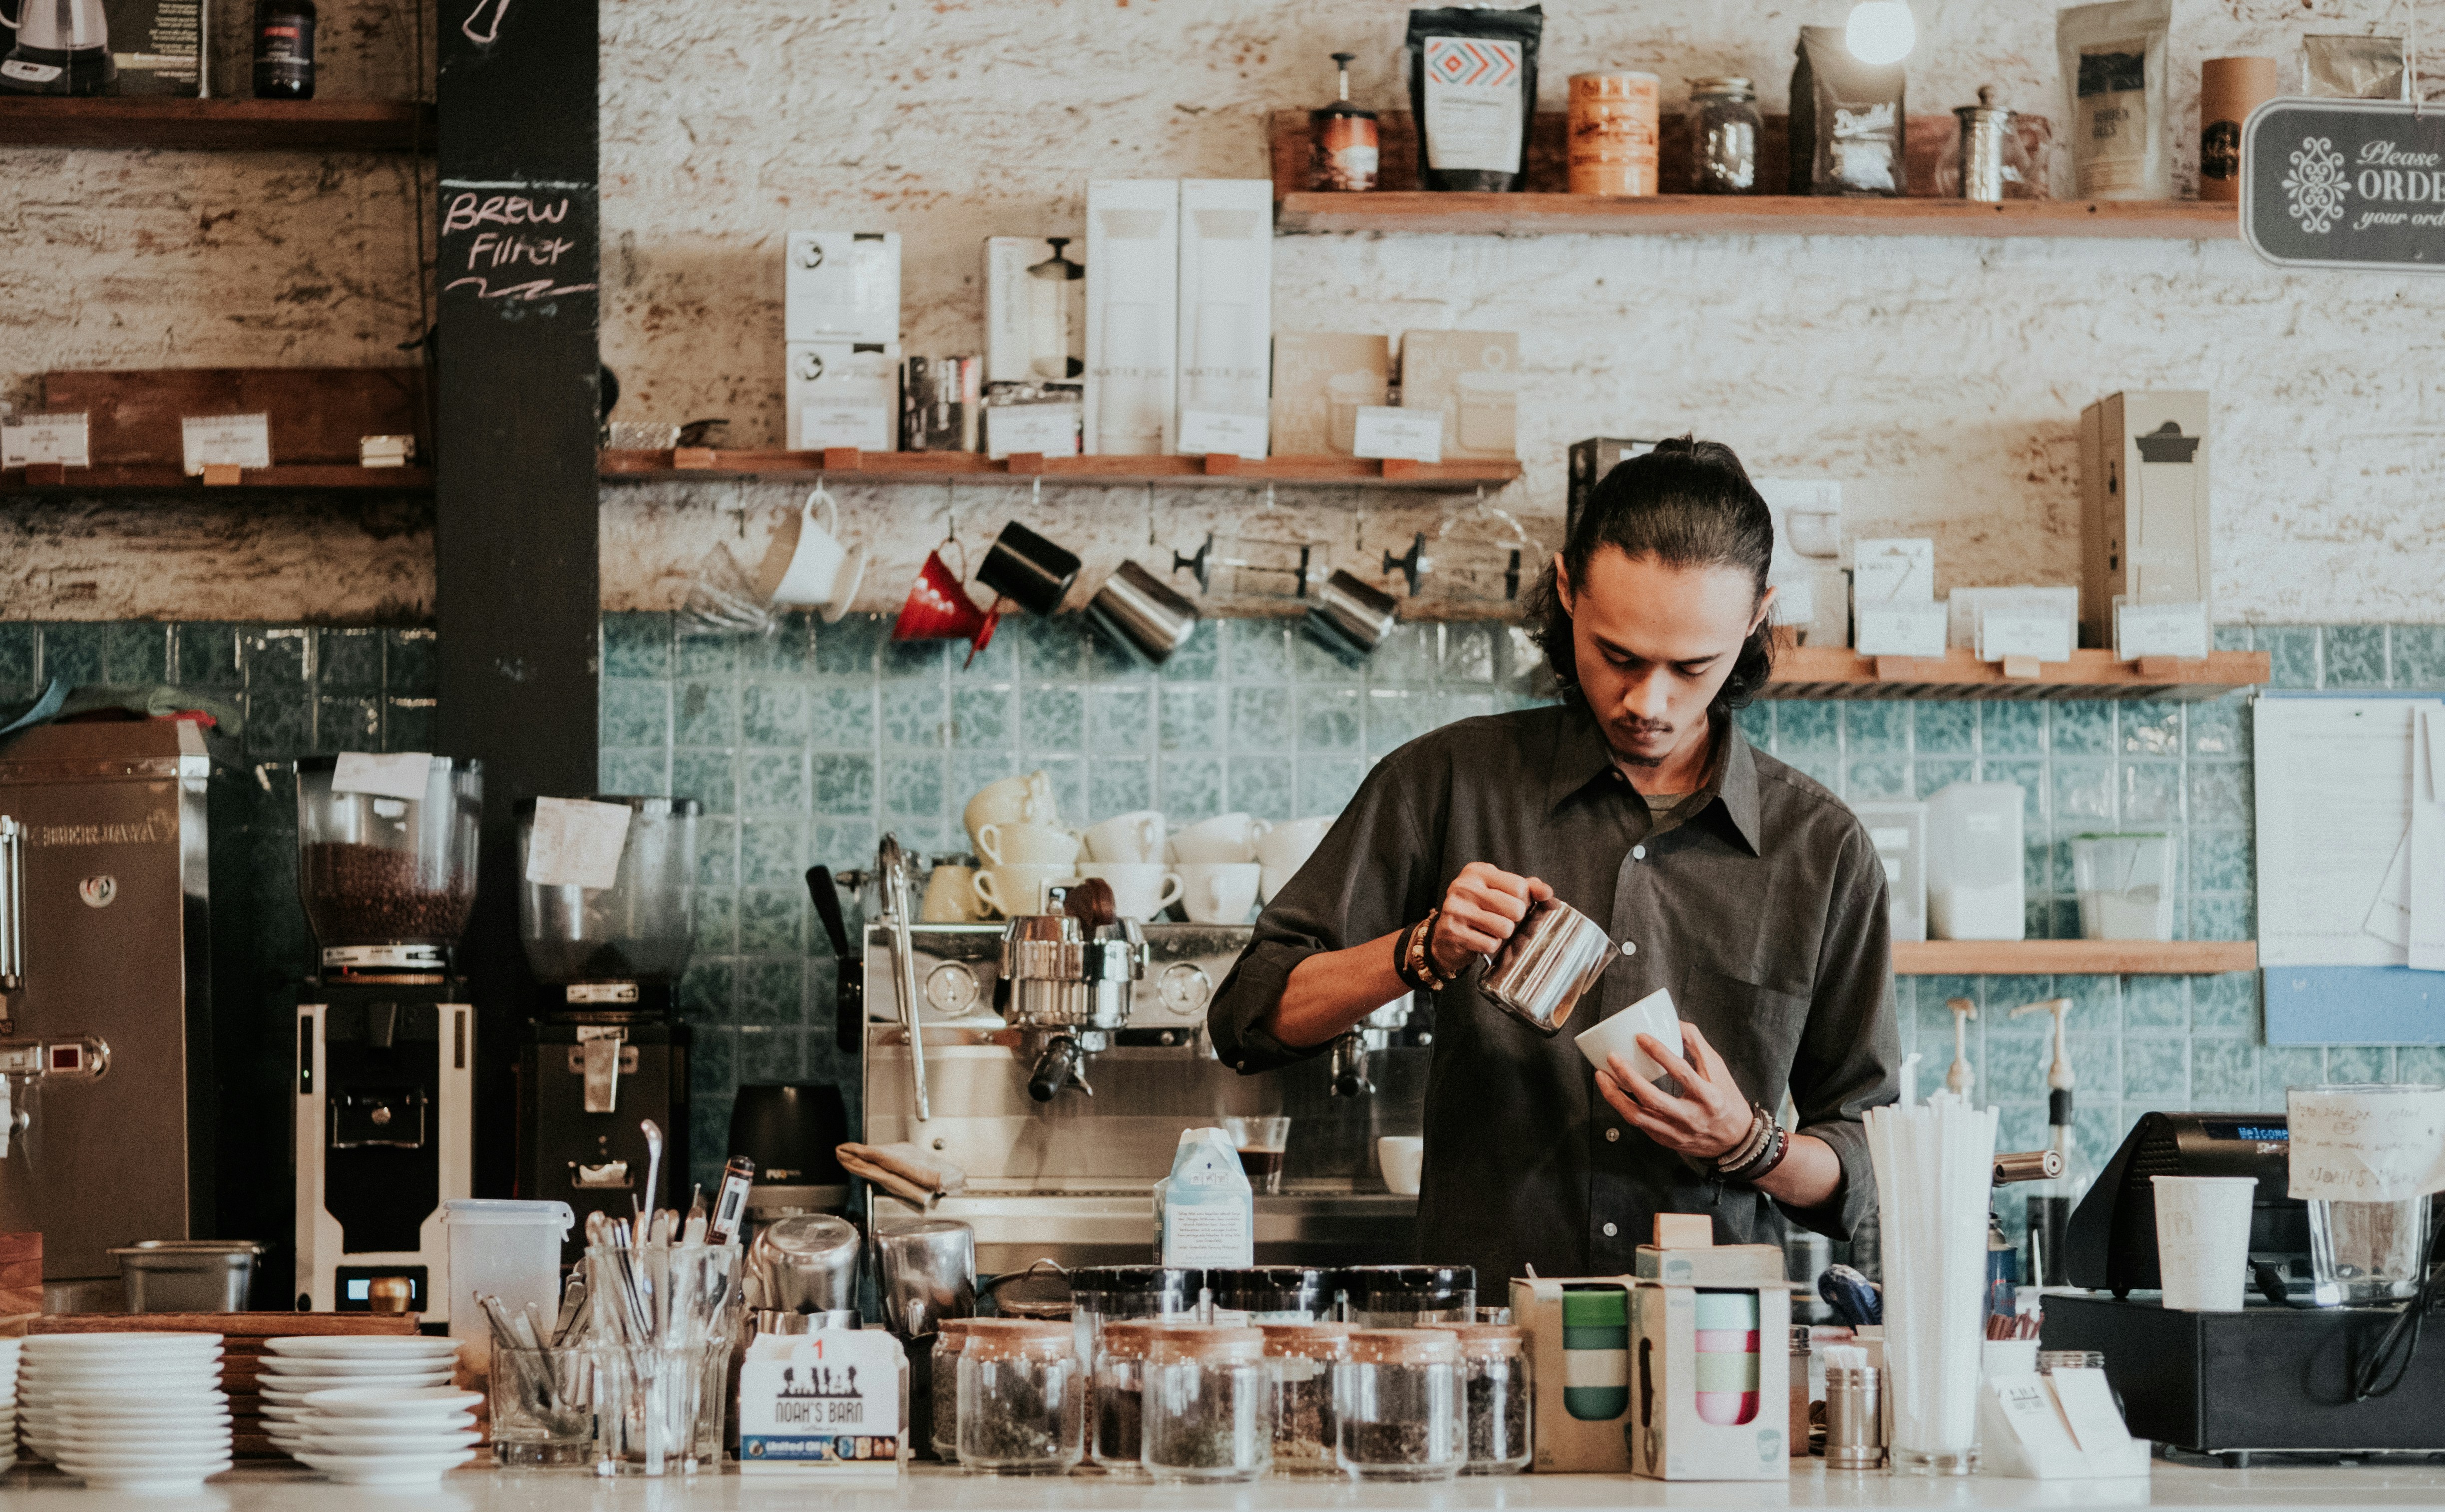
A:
1082;809;1165;865
1176;861;1261;924
920;865;986;923
975;821;1082;867
970;864;1076;919
755;486;869;620
1076;862;1184;922
1254;814;1333;902
963;770;1057;851
1168;812;1269;865
1378;1135;1425;1196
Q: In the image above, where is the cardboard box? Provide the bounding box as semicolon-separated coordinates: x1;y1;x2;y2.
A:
1567;437;1660;539
784;342;899;452
785;232;900;346
2078;391;2210;649
96;0;204;95
1085;180;1179;456
1630;1278;1791;1480
983;237;1084;386
1399;330;1519;460
1176;181;1271;454
1270;334;1388;457
1511;1276;1634;1474
1851;798;1930;942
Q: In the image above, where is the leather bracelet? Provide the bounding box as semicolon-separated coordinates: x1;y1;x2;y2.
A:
1392;920;1427;991
1407;908;1449;991
1747;1122;1792;1184
1719;1105;1789;1185
1716;1109;1769;1176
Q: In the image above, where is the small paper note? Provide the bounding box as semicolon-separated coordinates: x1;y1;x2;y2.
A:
181;413;272;475
984;405;1081;460
1350;406;1442;463
1979;612;2073;663
2116;601;2210;659
0;413;90;468
524;796;633;891
330;751;433;802
2286;1084;2445;1201
2046;1369;2135;1459
1176;409;1268;460
1854;603;1948;658
799;404;891;451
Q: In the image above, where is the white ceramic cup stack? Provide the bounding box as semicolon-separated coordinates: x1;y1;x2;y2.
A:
258;1336;462;1460
0;1339;18;1468
289;1386;483;1486
21;1332;228;1490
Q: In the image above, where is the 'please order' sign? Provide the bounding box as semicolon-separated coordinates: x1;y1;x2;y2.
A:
2245;97;2445;273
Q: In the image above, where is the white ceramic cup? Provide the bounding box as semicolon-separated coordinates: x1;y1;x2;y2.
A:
1254;814;1333;902
758;487;869;618
920;865;985;923
1076;862;1184;922
964;770;1057;851
1176;861;1261;924
2151;1174;2258;1311
975;821;1082;867
1082;809;1165;865
970;864;1076;919
1574;988;1682;1083
1378;1135;1425;1196
1169;812;1269;865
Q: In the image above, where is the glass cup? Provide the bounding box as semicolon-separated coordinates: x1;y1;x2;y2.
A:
595;1341;718;1476
489;1345;597;1468
1222;1116;1292;1195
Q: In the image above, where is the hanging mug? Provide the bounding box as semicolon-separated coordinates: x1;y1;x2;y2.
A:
757;484;868;621
891;539;995;658
976;521;1083;618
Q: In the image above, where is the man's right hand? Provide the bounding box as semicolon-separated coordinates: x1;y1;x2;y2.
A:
1430;862;1553;976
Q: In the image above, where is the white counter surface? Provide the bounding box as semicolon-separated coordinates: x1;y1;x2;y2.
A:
2;1461;2443;1511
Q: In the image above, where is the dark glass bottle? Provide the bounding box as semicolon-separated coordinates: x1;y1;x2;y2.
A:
252;0;316;100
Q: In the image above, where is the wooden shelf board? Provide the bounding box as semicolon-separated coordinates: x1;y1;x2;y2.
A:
598;449;1522;490
1893;940;2258;976
1;464;431;493
1278;191;2239;240
0;98;432;152
1763;647;2269;702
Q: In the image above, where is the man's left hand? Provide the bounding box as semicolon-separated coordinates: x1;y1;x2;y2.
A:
1595;1022;1753;1160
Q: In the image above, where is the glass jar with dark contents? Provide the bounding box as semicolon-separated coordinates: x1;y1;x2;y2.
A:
956;1320;1084;1474
1143;1326;1272;1482
1338;1265;1476;1327
1091;1320;1197;1471
1435;1323;1532;1474
1067;1265;1203;1368
1333;1328;1467;1481
933;1319;1034;1463
1261;1320;1352;1476
1687;76;1762;194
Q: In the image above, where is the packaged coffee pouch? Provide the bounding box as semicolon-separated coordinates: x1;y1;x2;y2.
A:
2057;0;2171;201
1788;26;1906;196
2304;34;2410;100
1405;4;1544;192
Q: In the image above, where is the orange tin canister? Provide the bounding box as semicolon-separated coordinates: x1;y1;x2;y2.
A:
1568;71;1661;196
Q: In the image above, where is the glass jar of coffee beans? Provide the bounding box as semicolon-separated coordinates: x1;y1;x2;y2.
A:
1142;1326;1272;1482
1436;1323;1533;1474
955;1320;1084;1474
1333;1328;1468;1481
1261;1320;1353;1476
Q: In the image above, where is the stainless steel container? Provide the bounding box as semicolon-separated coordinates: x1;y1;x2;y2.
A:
902;356;983;452
1823;1362;1885;1470
1478;896;1615;1035
1304;569;1400;658
873;1217;976;1338
1954;86;2017;203
1086;560;1200;664
111;1240;264;1312
749;1213;861;1313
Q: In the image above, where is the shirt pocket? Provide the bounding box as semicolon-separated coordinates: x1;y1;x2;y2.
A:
1675;958;1813;1107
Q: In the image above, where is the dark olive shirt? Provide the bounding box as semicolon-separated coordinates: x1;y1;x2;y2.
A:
1208;699;1900;1288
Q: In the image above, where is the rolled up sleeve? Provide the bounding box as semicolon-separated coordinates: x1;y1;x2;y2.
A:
1777;823;1901;1241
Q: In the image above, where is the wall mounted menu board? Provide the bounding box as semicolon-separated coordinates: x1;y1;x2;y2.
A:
436;181;599;317
2244;98;2445;273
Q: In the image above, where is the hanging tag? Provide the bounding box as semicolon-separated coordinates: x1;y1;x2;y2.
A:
525;797;632;890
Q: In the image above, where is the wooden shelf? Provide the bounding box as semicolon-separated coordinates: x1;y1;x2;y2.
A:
1277;191;2238;240
1;464;430;493
1763;647;2269;702
598;448;1521;490
1893;940;2259;976
0;98;432;152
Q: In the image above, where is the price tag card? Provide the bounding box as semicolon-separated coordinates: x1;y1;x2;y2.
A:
985;405;1081;460
1351;406;1442;463
181;413;272;475
2116;600;2211;659
1979;611;2074;663
799;404;892;451
1176;408;1269;461
524;796;633;891
330;751;433;801
1;413;91;468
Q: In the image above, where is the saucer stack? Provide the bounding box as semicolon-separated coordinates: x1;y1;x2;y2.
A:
258;1336;460;1461
288;1387;483;1486
20;1332;230;1491
0;1339;19;1467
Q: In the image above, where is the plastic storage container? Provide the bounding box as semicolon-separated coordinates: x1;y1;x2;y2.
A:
1338;1265;1476;1327
1926;782;2026;941
1333;1328;1467;1481
440;1199;574;1346
517;795;702;981
2070;832;2175;941
1851;799;1929;942
295;755;482;969
1142;1326;1272;1482
956;1319;1085;1474
1262;1321;1352;1476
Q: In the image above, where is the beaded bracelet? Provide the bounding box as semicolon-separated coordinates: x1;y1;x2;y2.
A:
1392;909;1449;993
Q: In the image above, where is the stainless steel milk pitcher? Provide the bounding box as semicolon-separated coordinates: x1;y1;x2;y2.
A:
1478;895;1615;1035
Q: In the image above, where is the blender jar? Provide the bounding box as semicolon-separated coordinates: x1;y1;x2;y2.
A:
295;756;482;970
516;796;701;982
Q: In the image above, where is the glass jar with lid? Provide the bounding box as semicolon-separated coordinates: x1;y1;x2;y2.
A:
1436;1323;1532;1474
1067;1265;1204;1365
1687;76;1761;194
1142;1326;1272;1482
933;1319;1033;1463
1091;1320;1199;1470
1207;1265;1332;1322
1337;1265;1476;1327
1262;1321;1353;1476
1333;1328;1468;1481
955;1320;1084;1474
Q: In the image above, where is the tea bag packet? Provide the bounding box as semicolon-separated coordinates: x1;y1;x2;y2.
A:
2304;35;2411;101
1405;4;1545;192
2057;0;2171;200
1789;27;1906;196
1154;1127;1254;1268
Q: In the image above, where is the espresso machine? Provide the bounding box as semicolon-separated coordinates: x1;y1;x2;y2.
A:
512;796;697;1259
293;755;480;1319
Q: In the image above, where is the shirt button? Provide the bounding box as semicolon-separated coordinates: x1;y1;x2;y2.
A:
1602;1222;1619;1238
1619;940;1637;957
1606;1128;1621;1142
1632;845;1647;861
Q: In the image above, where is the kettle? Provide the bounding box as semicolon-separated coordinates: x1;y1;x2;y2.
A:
0;0;116;96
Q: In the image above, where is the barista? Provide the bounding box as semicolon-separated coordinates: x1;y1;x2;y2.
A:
1209;439;1900;1286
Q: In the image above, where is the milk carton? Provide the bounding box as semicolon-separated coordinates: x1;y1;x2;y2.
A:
1153;1127;1253;1267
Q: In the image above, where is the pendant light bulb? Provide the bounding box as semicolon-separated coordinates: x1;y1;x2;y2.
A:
1845;0;1916;65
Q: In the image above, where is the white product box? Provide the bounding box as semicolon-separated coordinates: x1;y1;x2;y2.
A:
2079;391;2210;648
1949;586;2080;662
1855;603;1948;658
785;342;901;452
1754;478;1844;580
737;1328;905;1478
1085;180;1180;456
1630;1254;1792;1480
984;237;1085;386
785;232;900;346
1851;799;1930;942
1851;538;1936;603
1177;180;1272;456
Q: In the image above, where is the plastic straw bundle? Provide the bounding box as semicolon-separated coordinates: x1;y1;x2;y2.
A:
1863;1091;1998;1468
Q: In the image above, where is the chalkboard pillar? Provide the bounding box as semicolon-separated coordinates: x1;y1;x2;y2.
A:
435;0;601;1198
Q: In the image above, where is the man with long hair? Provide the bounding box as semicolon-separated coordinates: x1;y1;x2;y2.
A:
1210;438;1900;1285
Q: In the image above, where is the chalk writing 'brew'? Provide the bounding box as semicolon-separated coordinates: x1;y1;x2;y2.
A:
442;192;571;234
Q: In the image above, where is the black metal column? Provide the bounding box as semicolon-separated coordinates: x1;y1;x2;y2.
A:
435;0;600;1197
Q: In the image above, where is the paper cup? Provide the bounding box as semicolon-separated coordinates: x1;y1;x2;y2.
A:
2151;1174;2258;1311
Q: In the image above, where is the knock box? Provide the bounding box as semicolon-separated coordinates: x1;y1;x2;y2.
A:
1510;1275;1634;1473
1629;1241;1790;1481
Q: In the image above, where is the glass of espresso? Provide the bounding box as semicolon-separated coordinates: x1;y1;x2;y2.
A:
1222;1116;1292;1194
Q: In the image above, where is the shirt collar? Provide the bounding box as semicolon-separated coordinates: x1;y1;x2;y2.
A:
1545;700;1765;856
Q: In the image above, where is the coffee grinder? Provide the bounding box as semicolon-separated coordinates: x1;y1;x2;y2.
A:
293;755;482;1319
512;796;698;1260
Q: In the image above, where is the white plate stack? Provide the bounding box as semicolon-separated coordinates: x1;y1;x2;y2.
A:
258;1336;462;1461
0;1339;19;1468
288;1387;483;1486
20;1332;230;1491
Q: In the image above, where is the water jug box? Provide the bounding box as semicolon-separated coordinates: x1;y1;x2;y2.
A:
785;343;899;452
1629;1281;1791;1480
785;232;900;346
1399;330;1520;459
2078;391;2210;648
1567;436;1660;538
737;1328;906;1479
1270;333;1388;457
1511;1276;1635;1473
1085;179;1179;456
1851;798;1929;942
1152;1127;1251;1268
1176;181;1272;453
983;237;1084;386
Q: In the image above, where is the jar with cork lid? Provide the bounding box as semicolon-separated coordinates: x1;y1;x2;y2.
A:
1333;1328;1468;1481
1142;1326;1273;1482
1432;1323;1532;1474
1090;1320;1197;1471
934;1319;1033;1464
955;1320;1084;1474
1261;1321;1352;1476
